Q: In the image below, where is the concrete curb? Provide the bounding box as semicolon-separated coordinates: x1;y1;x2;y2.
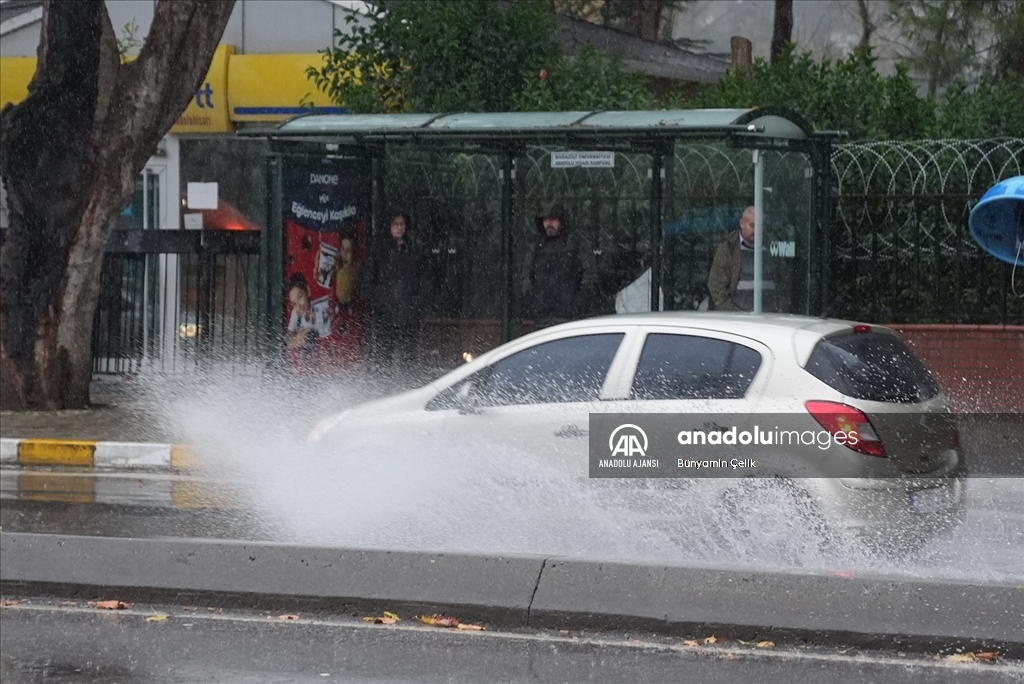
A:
1;471;225;509
0;438;194;470
2;533;1021;656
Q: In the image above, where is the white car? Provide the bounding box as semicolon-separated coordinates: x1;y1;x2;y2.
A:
310;313;966;549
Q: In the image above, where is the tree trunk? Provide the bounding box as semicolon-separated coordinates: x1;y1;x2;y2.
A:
0;0;235;411
630;0;664;42
856;0;875;52
770;0;794;63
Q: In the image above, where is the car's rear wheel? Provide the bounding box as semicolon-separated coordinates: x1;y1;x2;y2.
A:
708;477;839;563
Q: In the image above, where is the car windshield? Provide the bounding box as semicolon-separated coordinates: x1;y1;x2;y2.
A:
804;332;940;403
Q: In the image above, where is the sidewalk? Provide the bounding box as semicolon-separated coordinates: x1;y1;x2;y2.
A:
0;378;185;468
0;378;173;444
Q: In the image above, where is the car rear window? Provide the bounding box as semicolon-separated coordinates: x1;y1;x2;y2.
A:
804;332;940;403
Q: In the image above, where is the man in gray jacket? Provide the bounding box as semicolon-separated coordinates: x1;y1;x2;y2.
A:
708;206;790;312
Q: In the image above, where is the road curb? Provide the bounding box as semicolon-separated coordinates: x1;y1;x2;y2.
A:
1;533;1021;657
0;438;194;470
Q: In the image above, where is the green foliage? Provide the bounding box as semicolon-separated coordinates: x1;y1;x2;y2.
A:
888;1;1024;93
307;0;559;113
512;45;656;111
935;71;1024;138
308;0;654;115
671;46;935;140
671;45;1024;140
887;0;987;98
116;19;142;62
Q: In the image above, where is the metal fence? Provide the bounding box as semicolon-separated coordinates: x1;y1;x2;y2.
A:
91;229;262;375
77;137;1024;374
829;139;1024;324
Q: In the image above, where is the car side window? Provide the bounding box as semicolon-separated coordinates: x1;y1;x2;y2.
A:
630;333;761;400
468;333;624;407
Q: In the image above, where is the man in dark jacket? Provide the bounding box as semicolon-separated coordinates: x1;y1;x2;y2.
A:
708;206;790;312
360;210;431;369
521;204;598;325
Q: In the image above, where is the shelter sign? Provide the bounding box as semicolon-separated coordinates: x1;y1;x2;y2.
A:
550;151;615;168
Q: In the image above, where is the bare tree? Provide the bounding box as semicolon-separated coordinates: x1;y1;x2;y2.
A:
770;0;794;63
857;0;876;51
0;0;236;410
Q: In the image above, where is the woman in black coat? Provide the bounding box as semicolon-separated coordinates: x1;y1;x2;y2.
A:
360;210;432;369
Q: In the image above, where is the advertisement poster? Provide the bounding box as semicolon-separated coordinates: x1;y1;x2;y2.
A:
284;159;369;372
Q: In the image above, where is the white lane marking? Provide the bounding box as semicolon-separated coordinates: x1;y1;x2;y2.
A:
3;602;1021;674
0;467;225;483
0;439;21;464
93;442;174;468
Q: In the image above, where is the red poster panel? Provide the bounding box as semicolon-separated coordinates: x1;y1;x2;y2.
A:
284;160;369;372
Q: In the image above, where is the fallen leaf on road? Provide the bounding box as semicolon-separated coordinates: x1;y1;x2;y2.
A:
95;600;129;610
976;652;1000;662
704;636;726;645
558;630;570;635
278;614;300;621
945;653;977;663
756;641;775;649
364;612;400;624
1;600;20;607
456;623;486;631
420;614;459;628
182;607;198;612
720;653;738;660
207;607;216;612
146;613;168;622
681;640;701;647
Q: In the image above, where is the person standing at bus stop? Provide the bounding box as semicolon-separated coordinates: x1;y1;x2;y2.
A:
521;203;598;327
361;210;431;370
708;205;789;312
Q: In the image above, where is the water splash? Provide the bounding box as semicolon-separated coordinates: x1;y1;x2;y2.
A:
132;368;1023;583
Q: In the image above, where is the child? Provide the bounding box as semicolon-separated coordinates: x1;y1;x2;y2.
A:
286;273;317;352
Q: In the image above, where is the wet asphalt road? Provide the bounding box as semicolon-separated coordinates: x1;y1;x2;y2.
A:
2;598;1021;684
2;420;1022;683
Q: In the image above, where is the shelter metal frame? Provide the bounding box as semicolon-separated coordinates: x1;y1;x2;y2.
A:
243;108;841;344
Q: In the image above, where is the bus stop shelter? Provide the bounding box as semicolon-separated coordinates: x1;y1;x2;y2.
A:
244;109;838;368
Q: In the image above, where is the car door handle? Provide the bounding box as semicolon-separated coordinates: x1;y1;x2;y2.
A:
555;425;588;438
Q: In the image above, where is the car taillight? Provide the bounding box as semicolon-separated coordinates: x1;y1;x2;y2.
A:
805;400;887;458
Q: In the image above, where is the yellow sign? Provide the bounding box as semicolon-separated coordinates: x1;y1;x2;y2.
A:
171;44;234;134
0;45;345;133
0;57;36;109
227;53;342;122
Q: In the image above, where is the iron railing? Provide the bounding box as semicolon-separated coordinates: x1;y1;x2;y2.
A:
829;139;1024;324
91;229;262;374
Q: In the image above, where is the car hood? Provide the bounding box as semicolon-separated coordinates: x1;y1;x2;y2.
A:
306;386;435;444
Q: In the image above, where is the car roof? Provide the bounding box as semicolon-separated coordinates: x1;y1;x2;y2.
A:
517;312;890;367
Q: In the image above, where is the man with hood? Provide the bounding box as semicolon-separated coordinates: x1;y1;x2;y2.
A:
521;204;599;324
360;210;432;369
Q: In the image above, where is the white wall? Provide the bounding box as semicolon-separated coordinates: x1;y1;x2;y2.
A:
0;0;371;57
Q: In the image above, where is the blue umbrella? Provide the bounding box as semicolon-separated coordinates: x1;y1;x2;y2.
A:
969;175;1024;265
